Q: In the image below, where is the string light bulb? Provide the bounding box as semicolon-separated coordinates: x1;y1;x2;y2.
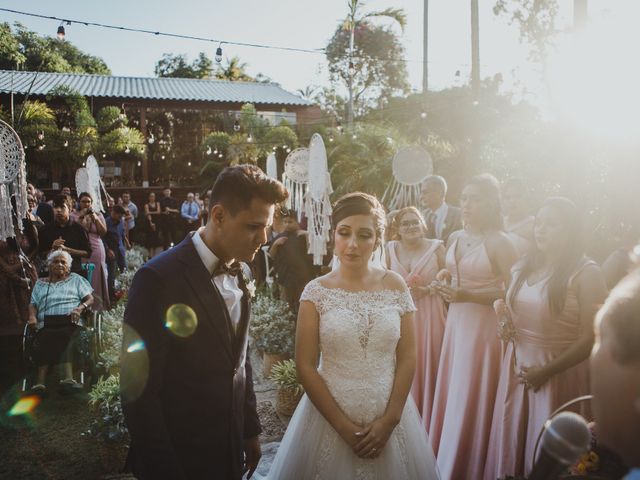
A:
125;146;130;154
57;23;65;41
137;160;141;167
148;133;155;144
161;154;165;160
348;61;356;77
63;140;69;147
247;133;253;143
187;161;191;166
215;45;223;63
420;111;428;119
218;153;223;158
102;153;106;158
213;148;218;155
329;135;334;142
233;120;241;132
119;104;126;121
37;131;44;141
206;146;212;155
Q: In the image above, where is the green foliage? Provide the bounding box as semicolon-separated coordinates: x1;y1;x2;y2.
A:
249;293;296;354
154;52;213;79
87;374;128;442
270;359;303;395
0;22;110;74
263;125;299;151
95;106;125;134
214;56;254;82
325;2;409;117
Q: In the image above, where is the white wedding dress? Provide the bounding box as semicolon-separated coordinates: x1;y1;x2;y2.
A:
267;280;440;479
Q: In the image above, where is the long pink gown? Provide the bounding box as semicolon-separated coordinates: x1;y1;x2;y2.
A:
387;240;447;432
429;238;504;480
72;212;110;311
483;260;594;479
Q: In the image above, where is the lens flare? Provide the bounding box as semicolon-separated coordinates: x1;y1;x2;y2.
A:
8;396;40;417
165;304;198;338
126;340;146;353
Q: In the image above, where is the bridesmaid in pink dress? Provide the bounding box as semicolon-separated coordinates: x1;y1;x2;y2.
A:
386;206;447;432
73;192;110;311
484;197;607;479
429;174;517;479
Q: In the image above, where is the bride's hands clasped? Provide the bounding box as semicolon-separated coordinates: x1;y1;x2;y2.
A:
353;416;397;459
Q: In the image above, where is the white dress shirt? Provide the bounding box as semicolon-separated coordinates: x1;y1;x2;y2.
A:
192;228;243;331
432;202;449;240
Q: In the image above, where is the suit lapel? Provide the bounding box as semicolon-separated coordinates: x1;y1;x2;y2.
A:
232;275;251;369
178;238;234;360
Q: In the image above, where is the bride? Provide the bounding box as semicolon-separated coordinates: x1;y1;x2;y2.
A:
268;192;440;479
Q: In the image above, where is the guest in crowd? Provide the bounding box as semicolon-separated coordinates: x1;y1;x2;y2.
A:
71;192;110;311
269;209;316;314
429;174;517;479
591;269;640;479
38;194;91;277
143;192;163;258
121;192;138;245
28;250;93;394
181;192;201;232
0;209;38;390
484;197;607;479
159;188;179;249
33;186;54;226
386;206;446;432
502;178;535;257
420;175;462;243
601;222;638;290
27;194;45;229
103;205;127;303
200;195;210;226
194;191;204;209
384;209;400;243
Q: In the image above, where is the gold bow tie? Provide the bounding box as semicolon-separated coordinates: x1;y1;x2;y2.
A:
212;261;242;278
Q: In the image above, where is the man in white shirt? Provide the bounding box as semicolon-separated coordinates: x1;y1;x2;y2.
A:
420;175;462;243
181;192;201;232
121;192;138;244
121;165;288;480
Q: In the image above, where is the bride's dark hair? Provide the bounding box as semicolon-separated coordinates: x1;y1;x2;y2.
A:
332;192;386;249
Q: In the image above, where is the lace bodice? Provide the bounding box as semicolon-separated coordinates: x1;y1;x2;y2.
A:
300;280;415;425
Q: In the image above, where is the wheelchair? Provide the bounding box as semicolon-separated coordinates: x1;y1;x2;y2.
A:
21;263;105;392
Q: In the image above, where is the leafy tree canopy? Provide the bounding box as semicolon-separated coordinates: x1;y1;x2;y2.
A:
0;22;110;74
154;52;213;79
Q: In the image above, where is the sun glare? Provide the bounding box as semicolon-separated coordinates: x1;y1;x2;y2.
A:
545;5;640;141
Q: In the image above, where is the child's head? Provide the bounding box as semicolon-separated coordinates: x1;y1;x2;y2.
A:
279;209;300;232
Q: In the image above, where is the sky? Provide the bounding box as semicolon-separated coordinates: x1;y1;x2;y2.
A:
0;1;633;97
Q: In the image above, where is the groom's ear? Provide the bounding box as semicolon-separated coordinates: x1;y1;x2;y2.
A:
211;204;226;225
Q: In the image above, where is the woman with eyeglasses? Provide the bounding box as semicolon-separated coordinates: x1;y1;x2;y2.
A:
385;206;446;433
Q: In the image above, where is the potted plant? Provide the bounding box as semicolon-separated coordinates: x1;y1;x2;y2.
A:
270;359;304;416
98;302;125;375
249;293;295;376
87;374;129;473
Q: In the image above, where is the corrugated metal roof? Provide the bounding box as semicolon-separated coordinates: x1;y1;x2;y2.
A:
0;70;312;106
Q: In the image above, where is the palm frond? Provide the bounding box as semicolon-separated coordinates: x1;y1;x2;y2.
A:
363;7;407;31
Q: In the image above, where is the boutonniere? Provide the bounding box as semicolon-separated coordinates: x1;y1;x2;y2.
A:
243;274;256;298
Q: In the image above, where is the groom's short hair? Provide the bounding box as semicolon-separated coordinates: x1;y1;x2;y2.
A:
210;164;288;215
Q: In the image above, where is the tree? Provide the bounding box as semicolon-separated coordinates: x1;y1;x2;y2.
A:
154;52;213;79
326;2;409;122
0;22;110;74
214;56;254;82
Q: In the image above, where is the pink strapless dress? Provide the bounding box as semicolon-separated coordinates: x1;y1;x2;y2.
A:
387;240;447;432
484;260;595;479
429;239;504;480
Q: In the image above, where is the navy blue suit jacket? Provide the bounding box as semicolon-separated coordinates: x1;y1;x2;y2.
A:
121;234;261;480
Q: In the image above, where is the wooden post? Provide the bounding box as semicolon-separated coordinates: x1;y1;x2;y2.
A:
140;107;149;186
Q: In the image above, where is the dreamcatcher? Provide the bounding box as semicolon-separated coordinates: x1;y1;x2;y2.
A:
0;119;28;240
281;147;309;221
84;155;107;213
304;134;332;265
265;152;278;180
382;145;434;210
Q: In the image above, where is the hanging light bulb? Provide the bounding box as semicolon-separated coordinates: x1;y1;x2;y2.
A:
352;133;357;140
247;133;253;143
348;61;356;77
272;146;277;151
137;160;141;167
125;145;131;154
102;153;106;158
472;100;480;106
329;135;334;142
37;131;44;141
82;162;86;167
61;126;71;133
38;144;45;151
206;145;212;155
233;120;241;132
63;140;69;147
119;104;126;121
218;153;223;158
420;111;428;119
213;148;218;155
286;147;291;153
139;148;145;154
161;154;165;160
282;144;287;149
148;133;155;144
57;23;66;41
215;44;223;63
187;161;192;166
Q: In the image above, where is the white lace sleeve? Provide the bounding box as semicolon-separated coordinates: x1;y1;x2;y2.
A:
397;289;416;315
300;280;324;313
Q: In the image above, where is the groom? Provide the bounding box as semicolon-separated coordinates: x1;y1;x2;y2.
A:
121;165;288;479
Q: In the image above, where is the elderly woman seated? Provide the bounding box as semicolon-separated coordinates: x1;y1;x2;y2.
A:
28;249;93;394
